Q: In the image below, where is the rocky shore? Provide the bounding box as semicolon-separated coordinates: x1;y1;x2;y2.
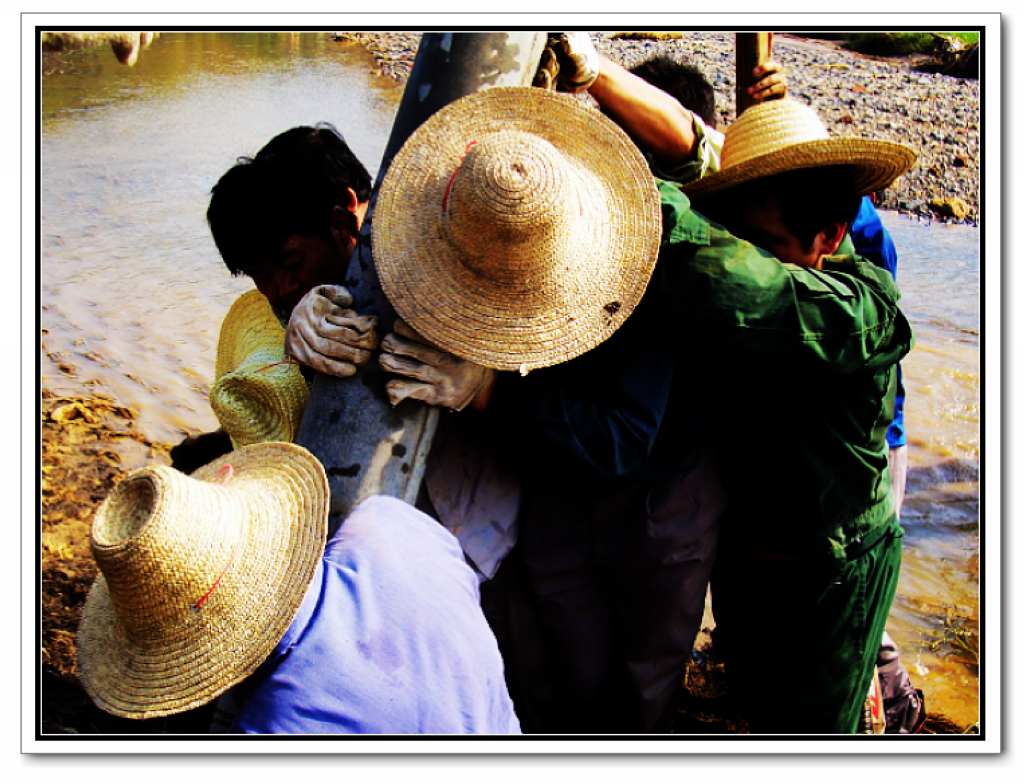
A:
336;31;980;225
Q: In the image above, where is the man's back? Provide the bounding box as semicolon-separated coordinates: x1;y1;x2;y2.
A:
233;495;521;734
657;182;912;557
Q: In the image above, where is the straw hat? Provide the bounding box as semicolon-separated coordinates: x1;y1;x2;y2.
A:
76;442;329;719
211;290;309;447
373;86;662;373
683;98;917;198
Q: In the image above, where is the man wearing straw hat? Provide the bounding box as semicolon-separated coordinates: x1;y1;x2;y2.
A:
647;98;915;733
371;84;715;733
374;82;916;733
570;39;923;734
76;442;521;733
165;124;381;469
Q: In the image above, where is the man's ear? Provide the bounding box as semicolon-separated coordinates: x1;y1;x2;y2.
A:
342;186;360;214
818;221;848;256
332;187;367;235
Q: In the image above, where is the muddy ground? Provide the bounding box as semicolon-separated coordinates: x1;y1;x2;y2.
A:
38;388;969;735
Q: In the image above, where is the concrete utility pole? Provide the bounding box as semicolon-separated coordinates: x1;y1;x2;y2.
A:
735;32;773;116
296;32;548;531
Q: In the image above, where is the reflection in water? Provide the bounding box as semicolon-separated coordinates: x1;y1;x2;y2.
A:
39;34;981;730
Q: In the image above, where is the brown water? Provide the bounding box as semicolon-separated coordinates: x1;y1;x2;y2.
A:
40;33;401;444
38;32;982;730
878;218;981;731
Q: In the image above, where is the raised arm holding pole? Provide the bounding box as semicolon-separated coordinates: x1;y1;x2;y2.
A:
736;32;774;116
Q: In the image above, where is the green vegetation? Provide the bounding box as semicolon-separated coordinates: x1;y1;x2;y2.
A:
924;609;979;675
836;32;978;56
609;32;684;41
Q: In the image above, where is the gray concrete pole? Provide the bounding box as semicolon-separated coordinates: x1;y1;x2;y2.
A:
296;32;548;530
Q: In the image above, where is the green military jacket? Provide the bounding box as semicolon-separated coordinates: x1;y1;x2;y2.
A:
655;180;914;565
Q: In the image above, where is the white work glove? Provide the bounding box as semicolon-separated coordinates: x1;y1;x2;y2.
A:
284;284;379;378
534;32;601;93
555;32;601;92
379;319;495;411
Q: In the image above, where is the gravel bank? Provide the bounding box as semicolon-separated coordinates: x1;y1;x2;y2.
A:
338;31;980;225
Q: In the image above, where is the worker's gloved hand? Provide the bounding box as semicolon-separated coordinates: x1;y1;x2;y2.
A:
747;59;788;102
284;284;379;378
550;32;601;93
533;40;561;90
379;319;495;411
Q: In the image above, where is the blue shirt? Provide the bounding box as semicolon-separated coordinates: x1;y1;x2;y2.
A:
850;198;907;448
232;496;521;734
491;271;674;482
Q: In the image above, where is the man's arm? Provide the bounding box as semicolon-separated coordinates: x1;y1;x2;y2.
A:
660;183;913;372
850;196;909;513
585;53;787;172
588;56;698;164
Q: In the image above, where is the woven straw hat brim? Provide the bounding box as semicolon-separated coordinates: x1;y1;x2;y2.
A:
211;349;309;447
76;443;328;719
373;87;662;372
216;290;285;380
683;137;917;199
212;290;308;447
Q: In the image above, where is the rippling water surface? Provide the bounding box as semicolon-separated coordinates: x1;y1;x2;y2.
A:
41;33;400;443
39;32;982;730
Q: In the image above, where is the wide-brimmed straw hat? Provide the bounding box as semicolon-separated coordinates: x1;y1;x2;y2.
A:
76;442;329;719
683;98;917;198
211;290;308;447
373;86;662;373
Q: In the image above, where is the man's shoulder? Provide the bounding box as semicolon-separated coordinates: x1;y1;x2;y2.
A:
327;495;466;564
329;495;462;548
656;180;713;248
821;254;902;300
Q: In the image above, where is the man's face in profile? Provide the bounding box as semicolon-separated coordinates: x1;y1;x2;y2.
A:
721;194;824;269
250;232;348;317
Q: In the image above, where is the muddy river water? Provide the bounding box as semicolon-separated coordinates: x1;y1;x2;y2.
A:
39;32;982;730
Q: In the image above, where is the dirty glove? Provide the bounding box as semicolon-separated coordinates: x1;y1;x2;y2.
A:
747;59;788;103
379;319;495;411
535;32;600;92
284;284;379;378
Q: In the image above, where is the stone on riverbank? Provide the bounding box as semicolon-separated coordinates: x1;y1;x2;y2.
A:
337;31;981;225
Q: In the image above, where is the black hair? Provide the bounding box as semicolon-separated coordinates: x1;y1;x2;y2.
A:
629;55;717;129
702;166;863;251
206;123;372;278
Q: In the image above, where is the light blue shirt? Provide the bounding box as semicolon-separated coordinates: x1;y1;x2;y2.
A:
231;495;521;734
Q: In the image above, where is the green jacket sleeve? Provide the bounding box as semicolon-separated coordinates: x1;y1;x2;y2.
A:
657;180;913;373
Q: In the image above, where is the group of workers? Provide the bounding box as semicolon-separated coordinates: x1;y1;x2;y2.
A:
74;34;926;735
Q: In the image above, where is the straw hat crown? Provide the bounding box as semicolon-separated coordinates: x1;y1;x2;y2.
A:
374;87;662;373
211;290;308;447
77;443;328;719
684;98;917;198
89;464;248;641
445;131;592;289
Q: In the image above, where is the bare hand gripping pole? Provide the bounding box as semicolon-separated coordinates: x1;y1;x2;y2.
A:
296;33;548;530
735;32;774;117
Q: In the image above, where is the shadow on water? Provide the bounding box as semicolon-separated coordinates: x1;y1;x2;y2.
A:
901;457;980;537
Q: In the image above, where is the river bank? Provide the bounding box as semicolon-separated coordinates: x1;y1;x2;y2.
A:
335;31;980;225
